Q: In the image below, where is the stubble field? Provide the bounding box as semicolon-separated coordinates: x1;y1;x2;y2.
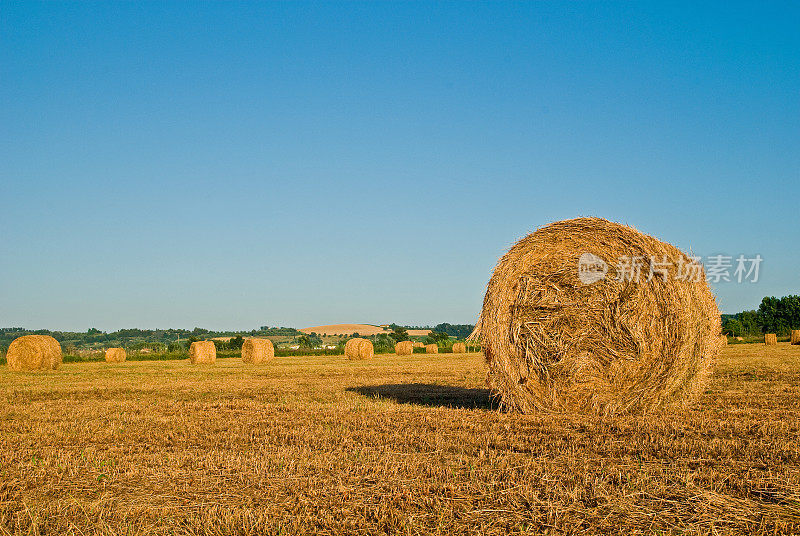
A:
1;345;799;535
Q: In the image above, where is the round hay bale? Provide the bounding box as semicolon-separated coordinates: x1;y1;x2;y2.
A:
764;333;778;346
345;338;374;359
791;330;800;345
735;336;744;341
242;338;274;364
189;341;216;364
452;342;467;354
412;341;425;348
104;347;126;363
395;340;413;356
425;344;438;354
475;217;722;415
6;335;62;371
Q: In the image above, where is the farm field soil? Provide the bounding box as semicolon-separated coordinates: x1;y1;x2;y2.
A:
1;346;799;535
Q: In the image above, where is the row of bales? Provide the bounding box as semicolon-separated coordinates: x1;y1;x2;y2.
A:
719;333;800;346
4;334;471;370
344;338;467;359
761;332;800;345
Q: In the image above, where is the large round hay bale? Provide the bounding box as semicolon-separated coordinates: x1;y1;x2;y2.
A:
345;338;374;359
425;344;438;354
791;330;800;345
764;333;778;346
242;338;274;364
474;217;722;415
104;347;126;363
189;341;216;364
6;335;62;371
452;342;466;353
395;340;413;356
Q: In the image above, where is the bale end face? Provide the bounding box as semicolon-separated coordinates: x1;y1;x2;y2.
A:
6;335;62;371
764;333;778;346
395;340;413;356
105;348;126;363
477;217;722;416
345;338;374;359
242;338;274;364
189;341;217;364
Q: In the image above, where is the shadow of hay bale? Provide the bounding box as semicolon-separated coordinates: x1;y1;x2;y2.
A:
348;383;498;410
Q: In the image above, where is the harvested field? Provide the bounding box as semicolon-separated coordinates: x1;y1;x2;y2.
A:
0;344;799;534
300;324;388;336
407;329;432;337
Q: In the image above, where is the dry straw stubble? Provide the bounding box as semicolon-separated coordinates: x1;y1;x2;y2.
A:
241;338;274;364
345;338;374;359
474;217;722;416
6;335;62;371
104;347;126;363
189;341;217;364
394;340;413;356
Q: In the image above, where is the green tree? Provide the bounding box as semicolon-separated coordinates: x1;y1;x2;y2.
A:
389;327;409;342
425;331;449;345
722;318;743;337
738;310;761;336
297;335;313;349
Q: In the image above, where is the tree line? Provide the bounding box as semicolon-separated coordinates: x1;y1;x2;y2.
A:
722;295;800;337
0;326;299;353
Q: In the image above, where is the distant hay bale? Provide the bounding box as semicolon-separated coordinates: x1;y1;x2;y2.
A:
242;338;274;364
345;338;374;359
764;333;778;346
6;335;62;371
425;344;438;354
104;347;126;363
189;341;216;364
452;342;466;353
474;217;722;415
792;330;800;345
412;341;425;348
395;340;413;356
736;336;744;341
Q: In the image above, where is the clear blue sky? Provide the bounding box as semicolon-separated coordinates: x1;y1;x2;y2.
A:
1;2;798;332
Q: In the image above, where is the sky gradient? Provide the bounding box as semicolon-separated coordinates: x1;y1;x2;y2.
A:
1;2;798;331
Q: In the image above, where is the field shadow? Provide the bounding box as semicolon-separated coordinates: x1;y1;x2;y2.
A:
348;383;498;410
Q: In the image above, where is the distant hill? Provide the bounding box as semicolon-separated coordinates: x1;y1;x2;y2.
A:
299;324;387;336
299;324;431;337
